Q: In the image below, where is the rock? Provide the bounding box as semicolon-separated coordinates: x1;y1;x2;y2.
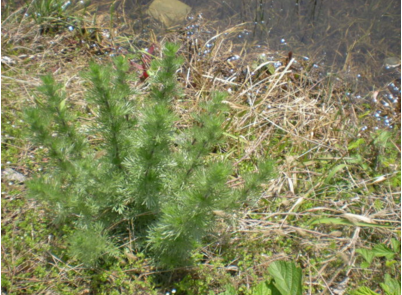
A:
384;57;401;69
1;56;16;66
2;168;26;183
146;0;191;27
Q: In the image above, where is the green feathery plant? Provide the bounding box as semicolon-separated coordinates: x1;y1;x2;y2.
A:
24;42;275;268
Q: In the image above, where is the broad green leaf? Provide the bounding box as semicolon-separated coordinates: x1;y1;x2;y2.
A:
356;248;375;264
372;244;395;260
390;238;401;254
252;280;272;295
351;286;379;295
266;280;282;295
380;274;401;295
218;284;237;295
360;261;370;268
267;261;302;295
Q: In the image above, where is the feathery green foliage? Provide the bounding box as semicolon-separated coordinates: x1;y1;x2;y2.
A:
24;42;275;268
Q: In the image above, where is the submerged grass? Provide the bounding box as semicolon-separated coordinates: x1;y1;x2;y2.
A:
1;0;400;294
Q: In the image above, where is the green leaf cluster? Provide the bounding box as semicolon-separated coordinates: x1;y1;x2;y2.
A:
356;239;400;268
218;260;303;295
267;260;303;295
352;240;401;295
352;274;401;295
24;43;275;268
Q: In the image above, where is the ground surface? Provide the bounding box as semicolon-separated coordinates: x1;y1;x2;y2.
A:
1;2;401;294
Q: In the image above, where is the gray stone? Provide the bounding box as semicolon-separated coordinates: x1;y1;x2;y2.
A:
146;0;191;27
2;168;26;183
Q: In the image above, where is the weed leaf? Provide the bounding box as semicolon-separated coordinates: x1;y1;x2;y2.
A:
390;238;401;254
218;284;237;295
351;286;379;295
380;274;401;295
356;248;375;264
252;280;275;295
265;280;282;295
309;217;393;228
267;261;302;295
372;244;395;260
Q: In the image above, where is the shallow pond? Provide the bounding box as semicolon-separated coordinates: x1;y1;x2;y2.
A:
126;0;400;90
7;0;400;91
4;0;400;129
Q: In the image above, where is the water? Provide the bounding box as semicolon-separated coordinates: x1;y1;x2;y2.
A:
5;0;400;94
9;0;400;82
180;0;400;85
113;0;400;97
126;0;399;131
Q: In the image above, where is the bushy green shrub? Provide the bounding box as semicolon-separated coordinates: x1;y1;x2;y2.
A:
24;43;275;268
